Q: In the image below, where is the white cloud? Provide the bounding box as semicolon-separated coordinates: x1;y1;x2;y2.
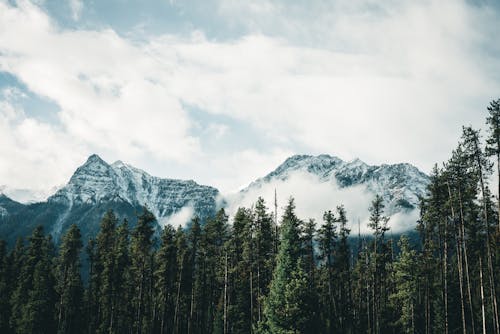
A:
69;0;83;21
0;0;499;202
159;204;195;228
225;170;416;233
0;101;87;194
202;148;294;193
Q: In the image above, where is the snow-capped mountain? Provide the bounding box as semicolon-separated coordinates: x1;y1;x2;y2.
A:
246;154;428;214
49;154;219;221
0;153;430;245
232;154;429;232
0;154;219;245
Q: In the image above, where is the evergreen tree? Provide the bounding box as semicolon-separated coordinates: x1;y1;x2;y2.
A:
95;210;118;334
317;210;337;333
335;205;352;333
85;238;99;334
11;226;56;334
0;240;11;333
462;126;499;334
390;236;418;334
263;198;314;333
368;195;391;334
130;207;156;334
227;207;253;334
112;219;132;334
173;225;190;334
486;98;500;231
55;224;84;334
253;197;275;325
154;224;178;334
187;216;202;334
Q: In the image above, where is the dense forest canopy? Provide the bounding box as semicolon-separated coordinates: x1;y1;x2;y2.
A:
0;99;499;334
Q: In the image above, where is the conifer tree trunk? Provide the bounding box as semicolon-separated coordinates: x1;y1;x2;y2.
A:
471;132;500;334
223;252;228;334
479;257;487;334
174;260;183;334
447;182;467;334
444;219;449;334
459;188;476;334
250;265;253;333
366;250;371;334
136;269;144;334
497;151;500;230
456;226;468;334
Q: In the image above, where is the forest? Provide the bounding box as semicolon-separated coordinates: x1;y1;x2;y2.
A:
0;99;499;334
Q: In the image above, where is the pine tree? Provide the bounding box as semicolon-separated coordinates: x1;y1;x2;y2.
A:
368;195;390;334
463;126;499;334
130;207;156;334
486;98;500;231
10;226;56;334
335;205;352;333
253;197;275;325
317;210;337;333
419;165;453;334
187;217;202;334
173;225;190;334
390;236;418;334
227;207;253;333
112;219;132;334
154;224;178;334
263;198;314;333
85;238;99;334
95;210;118;334
0;240;11;333
55;224;84;334
201;209;229;333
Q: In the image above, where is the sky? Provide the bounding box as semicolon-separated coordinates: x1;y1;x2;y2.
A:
1;0;500;202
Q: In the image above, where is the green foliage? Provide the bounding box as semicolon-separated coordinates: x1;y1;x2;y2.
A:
130;207;156;334
264;198;316;333
10;226;56;334
55;224;83;334
1;99;500;334
390;236;418;334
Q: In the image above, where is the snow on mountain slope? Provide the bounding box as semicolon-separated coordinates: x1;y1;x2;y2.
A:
0;185;60;204
0;153;430;246
231;154;429;232
49;154;220;225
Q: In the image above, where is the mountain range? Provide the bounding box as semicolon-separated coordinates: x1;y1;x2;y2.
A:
0;154;429;245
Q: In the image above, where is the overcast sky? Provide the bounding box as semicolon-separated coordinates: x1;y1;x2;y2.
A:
1;0;500;200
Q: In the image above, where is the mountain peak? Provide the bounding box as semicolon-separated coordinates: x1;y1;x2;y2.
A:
244;153;429;219
87;153;105;163
49;154;219;223
71;154;113;179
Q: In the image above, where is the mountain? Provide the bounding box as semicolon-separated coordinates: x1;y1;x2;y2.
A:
0;153;430;246
0;185;60;204
235;154;429;231
0;154;220;246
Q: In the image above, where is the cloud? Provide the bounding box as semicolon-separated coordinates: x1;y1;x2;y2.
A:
0;1;199;163
69;0;83;21
225;170;417;233
0;0;499;201
0;100;86;194
159;204;195;228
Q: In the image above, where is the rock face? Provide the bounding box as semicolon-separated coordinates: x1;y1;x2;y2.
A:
0;153;430;246
241;154;429;217
0;154;219;245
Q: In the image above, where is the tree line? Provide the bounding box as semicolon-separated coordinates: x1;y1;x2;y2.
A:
0;99;499;334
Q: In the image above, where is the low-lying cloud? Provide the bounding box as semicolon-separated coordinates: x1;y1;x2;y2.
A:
160;204;195;229
225;170;419;234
